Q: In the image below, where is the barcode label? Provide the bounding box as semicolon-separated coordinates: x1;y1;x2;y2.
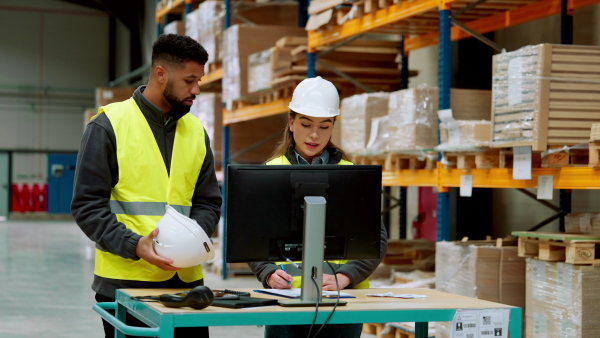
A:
481;330;493;335
467;334;475;338
483;315;491;325
465;323;477;328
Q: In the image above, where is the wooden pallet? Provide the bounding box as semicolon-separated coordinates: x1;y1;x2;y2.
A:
513;231;600;265
351;154;386;166
442;149;502;169
385;152;437;171
351;153;436;170
541;146;589;167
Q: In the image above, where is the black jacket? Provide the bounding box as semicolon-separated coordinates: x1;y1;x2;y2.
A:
71;86;222;297
248;147;388;289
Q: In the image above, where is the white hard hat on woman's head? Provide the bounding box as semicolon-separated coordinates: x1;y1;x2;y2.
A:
288;76;340;118
153;205;215;268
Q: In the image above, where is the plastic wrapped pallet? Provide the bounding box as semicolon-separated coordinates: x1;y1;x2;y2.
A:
491;44;600;151
387;85;438;151
435;241;526;338
247;49;273;94
222;24;305;107
340;92;389;154
438;120;491;150
190;93;288;164
526;258;600;337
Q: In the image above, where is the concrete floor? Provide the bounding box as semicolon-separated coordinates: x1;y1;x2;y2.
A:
0;220;378;338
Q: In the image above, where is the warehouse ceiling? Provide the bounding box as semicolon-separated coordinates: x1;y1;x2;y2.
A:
58;0;143;32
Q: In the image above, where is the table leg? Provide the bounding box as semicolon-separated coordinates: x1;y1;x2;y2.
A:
415;322;428;338
115;303;127;338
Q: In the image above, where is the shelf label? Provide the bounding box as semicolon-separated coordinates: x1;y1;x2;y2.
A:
451;308;510;338
537;175;554;200
513;146;532;180
460;175;473;197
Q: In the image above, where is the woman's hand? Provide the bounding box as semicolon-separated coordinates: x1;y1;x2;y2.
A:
267;269;293;289
322;273;351;291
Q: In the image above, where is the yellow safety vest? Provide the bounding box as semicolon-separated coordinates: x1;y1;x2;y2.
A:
266;154;370;288
95;98;206;282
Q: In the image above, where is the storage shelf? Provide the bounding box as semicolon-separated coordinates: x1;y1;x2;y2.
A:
382;166;600;190
199;68;223;87
308;0;600;51
156;0;203;22
223;98;290;124
405;0;600;51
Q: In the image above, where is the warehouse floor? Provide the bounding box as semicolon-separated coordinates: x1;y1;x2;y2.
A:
0;220;378;338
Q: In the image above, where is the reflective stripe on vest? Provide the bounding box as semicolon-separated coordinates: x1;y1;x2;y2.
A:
96;98;206;282
267;154;370;288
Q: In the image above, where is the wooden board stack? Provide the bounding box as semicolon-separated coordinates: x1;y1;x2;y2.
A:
491;44;600;151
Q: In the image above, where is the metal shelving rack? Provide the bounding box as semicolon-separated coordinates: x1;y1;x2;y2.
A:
306;0;600;241
155;0;600;265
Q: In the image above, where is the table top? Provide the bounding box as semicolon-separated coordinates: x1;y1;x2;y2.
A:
119;287;517;316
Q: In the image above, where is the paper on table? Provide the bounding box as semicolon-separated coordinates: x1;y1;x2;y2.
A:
366;292;427;299
253;288;355;299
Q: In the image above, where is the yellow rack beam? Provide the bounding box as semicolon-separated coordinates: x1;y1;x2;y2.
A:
382;166;600;189
382;169;438;187
199;68;223;88
308;0;456;49
156;0;187;22
405;0;600;51
223;98;290;124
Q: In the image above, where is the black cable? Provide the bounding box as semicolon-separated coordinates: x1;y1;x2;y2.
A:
306;274;320;338
312;262;341;338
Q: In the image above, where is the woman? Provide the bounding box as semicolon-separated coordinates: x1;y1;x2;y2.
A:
248;76;388;338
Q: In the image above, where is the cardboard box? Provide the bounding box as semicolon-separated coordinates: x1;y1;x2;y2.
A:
450;88;492;121
222;24;306;106
186;1;299;65
190;93;288;165
491;44;600;150
83;108;96;131
95;87;136;108
525;258;600;337
439;120;491;148
387;86;439;151
340;92;390;154
163;20;185;35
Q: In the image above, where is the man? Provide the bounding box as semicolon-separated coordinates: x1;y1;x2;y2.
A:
71;34;221;338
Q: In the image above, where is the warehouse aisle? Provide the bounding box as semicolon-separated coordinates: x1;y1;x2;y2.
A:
0;220;377;338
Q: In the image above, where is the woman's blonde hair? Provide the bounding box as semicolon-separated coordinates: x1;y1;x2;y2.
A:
266;111;350;163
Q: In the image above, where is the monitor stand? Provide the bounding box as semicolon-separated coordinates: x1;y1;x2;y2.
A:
278;196;347;307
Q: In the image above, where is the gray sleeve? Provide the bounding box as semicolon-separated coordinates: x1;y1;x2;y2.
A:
336;222;388;288
189;131;222;236
70;115;142;260
248;261;279;288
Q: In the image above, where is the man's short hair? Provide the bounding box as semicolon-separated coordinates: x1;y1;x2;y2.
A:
152;34;209;68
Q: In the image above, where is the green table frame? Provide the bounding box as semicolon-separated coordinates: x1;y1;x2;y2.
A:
93;288;522;338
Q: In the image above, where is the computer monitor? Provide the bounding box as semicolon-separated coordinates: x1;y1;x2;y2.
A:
225;164;382;306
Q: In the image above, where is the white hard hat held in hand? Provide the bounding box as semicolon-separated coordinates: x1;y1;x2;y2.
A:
153;205;215;268
288;76;340;118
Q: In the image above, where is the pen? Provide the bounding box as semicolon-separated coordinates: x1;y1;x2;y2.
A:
279;263;292;285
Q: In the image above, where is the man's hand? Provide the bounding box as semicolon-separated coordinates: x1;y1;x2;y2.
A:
135;228;180;271
267;269;293;289
322;273;351;291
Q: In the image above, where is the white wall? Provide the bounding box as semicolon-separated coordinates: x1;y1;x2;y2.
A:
0;0;110;182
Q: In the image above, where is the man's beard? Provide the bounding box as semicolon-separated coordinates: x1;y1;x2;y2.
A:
163;80;195;118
